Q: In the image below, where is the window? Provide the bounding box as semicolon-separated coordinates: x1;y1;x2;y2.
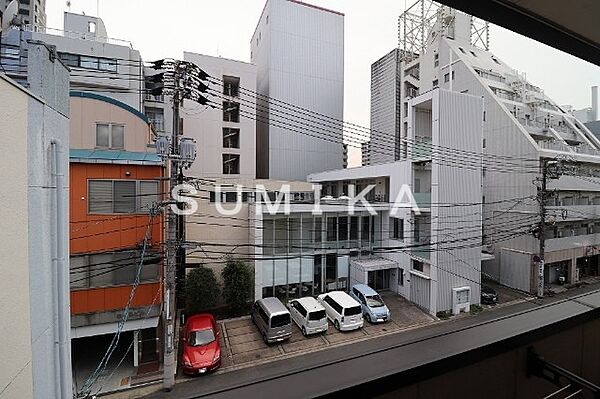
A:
295;302;307;317
88;180;159;214
223;101;240;122
327;217;337;241
270;313;290;328
223;76;240;97
470;50;477;57
434;53;439;67
444;73;450;83
96;123;125;149
223;128;240;148
390;218;404;240
433;79;438;87
57;52;118;72
223;154;240;174
398;268;404;286
88;21;97;33
459;47;466;54
413;260;424;272
452;70;455;80
146;108;165;132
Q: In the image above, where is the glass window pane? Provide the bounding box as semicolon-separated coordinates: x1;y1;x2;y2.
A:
111;125;124;149
139;181;159;212
113;181;136;213
99;58;117;72
80;56;99;69
88;180;112;213
96;124;109;148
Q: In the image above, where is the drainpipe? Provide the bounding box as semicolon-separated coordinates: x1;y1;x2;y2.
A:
51;139;72;399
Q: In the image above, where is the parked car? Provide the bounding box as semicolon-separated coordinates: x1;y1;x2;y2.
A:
349;284;391;323
181;313;221;375
481;285;498;305
251;297;293;343
288;297;328;336
317;291;363;331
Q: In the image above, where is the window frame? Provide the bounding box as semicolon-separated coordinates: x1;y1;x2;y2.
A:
96;123;125;149
88;179;160;215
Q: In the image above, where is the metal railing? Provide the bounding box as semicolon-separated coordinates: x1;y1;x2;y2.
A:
25;25;133;48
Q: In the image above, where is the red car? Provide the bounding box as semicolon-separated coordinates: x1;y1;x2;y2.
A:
181;314;221;375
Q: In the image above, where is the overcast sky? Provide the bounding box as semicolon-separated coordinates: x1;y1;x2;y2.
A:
46;0;600;165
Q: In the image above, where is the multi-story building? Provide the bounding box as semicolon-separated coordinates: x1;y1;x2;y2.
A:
365;1;600;294
563;86;598;124
0;42;71;399
1;0;46;31
182;52;257;179
370;48;402;164
361;141;371;166
251;0;345;180
69;91;164;393
250;88;483;316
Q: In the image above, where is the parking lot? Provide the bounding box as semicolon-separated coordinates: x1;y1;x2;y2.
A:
200;293;435;374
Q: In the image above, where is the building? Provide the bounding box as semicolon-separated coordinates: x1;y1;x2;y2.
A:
361;141;371;166
563;86;598;124
379;1;600;294
370;48;401;164
68;91;164;394
0;42;71;399
1;0;46;31
250;88;483;316
251;0;345;180
182;52;257;179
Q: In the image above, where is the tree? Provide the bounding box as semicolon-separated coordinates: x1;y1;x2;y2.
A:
221;257;253;314
185;266;221;314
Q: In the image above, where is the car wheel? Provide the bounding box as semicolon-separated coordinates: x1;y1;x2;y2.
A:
301;326;307;336
366;314;371;324
334;320;340;330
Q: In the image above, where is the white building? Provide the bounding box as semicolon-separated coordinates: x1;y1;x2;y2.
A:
251;88;483;316
376;1;600;294
1;0;46;31
182;52;257;179
251;0;345;181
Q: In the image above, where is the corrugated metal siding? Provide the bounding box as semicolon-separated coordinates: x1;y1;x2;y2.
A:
433;89;484;312
410;273;431;312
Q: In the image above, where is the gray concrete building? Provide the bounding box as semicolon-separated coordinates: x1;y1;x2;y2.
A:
370;48;401;164
251;0;345;181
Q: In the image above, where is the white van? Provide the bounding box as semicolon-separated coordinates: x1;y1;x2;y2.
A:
317;291;364;331
288;297;328;336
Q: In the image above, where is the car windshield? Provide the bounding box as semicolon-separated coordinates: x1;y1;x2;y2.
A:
366;294;385;308
345;305;362;316
308;309;326;321
271;313;291;328
188;329;215;347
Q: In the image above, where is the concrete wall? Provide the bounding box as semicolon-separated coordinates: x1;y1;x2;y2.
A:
252;0;344;180
0;76;35;399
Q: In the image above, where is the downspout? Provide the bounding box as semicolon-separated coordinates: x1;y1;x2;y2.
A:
51;139;72;399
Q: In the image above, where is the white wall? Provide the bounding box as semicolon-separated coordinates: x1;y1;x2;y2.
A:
0;76;35;399
252;0;344;180
183;52;257;179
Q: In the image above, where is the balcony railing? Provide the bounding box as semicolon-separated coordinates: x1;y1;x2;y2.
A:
26;25;133;48
410;136;432;158
413;192;432;209
144;93;164;103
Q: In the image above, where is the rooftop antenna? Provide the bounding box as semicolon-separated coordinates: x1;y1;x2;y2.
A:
66;1;71;12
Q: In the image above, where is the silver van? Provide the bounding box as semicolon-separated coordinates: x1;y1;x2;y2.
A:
288;297;328;336
251;297;292;344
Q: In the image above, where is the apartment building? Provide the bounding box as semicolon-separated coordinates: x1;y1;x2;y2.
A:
249;88;483;316
370;48;402;164
69;91;164;393
182;52;257;179
0;43;71;399
251;0;345;180
365;1;600;294
1;0;46;31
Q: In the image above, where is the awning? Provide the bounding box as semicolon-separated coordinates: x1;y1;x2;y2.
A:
350;257;398;272
71;316;160;339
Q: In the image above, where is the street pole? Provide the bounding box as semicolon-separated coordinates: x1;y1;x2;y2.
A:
537;159;547;298
163;78;180;391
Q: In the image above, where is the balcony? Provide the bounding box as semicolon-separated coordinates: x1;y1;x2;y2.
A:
144;93;165;103
410;137;432;159
536;139;572;152
413;192;432;210
406;87;419;99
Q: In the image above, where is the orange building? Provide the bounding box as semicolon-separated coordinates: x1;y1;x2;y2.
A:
68;91;165;371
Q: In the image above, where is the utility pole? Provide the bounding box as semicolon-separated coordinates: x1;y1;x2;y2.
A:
536;159;548;298
162;72;181;391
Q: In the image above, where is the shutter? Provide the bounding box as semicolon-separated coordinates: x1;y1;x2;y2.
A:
139;181;159;212
88;180;113;213
113;181;136;213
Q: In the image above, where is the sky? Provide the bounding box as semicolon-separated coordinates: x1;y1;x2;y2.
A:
45;0;600;165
